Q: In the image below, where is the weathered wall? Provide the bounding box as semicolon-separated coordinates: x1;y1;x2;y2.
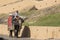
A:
30;26;60;39
0;24;60;39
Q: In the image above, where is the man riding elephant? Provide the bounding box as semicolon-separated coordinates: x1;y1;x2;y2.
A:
13;15;24;38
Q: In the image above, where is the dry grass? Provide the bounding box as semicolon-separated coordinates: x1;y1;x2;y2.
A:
0;0;60;13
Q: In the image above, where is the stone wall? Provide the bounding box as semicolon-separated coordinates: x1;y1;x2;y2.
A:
0;24;60;39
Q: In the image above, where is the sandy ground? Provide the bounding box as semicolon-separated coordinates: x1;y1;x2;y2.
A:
0;24;60;39
0;0;60;13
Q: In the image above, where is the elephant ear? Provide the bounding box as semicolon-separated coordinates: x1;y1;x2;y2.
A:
21;19;24;23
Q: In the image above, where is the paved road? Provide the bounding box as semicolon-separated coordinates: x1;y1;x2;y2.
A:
0;35;60;40
0;35;40;40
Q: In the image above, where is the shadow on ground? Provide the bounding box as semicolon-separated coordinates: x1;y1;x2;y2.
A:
0;37;5;40
0;35;9;40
